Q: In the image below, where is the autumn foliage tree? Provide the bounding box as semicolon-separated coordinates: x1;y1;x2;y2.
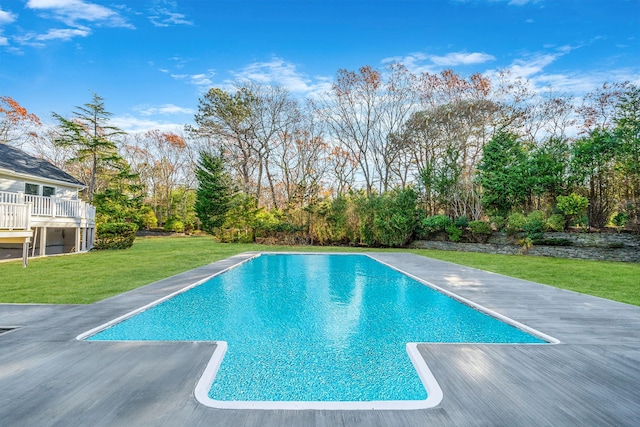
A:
121;130;191;226
0;96;41;147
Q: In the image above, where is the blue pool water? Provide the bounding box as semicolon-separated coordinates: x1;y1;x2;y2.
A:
87;254;545;403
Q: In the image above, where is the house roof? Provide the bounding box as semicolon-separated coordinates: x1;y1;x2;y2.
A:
0;144;85;187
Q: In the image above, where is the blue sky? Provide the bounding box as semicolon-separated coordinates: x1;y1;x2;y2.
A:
1;0;639;133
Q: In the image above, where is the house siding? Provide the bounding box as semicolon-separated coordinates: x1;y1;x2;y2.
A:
0;172;79;199
0;174;24;193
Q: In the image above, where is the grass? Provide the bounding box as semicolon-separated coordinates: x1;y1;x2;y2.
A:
0;236;638;306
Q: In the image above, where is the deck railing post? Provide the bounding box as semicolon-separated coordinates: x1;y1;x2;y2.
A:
25;202;32;230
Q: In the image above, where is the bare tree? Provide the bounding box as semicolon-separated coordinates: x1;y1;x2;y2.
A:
313;64;420;194
120;130;191;225
188;86;259;197
274;109;329;209
249;84;301;209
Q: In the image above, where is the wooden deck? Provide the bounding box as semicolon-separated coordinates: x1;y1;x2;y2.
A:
1;252;639;426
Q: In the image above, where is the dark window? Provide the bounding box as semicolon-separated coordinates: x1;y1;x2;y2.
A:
42;186;55;197
24;183;39;195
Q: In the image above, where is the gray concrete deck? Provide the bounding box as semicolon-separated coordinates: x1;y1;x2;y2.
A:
1;252;639;426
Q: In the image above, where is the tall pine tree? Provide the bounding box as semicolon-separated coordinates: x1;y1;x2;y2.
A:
53;93;125;202
195;151;234;234
476;131;529;217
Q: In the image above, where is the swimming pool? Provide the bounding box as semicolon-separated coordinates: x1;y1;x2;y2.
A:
81;253;551;409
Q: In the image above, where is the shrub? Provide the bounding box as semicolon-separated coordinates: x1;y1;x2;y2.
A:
94;222;137;250
139;208;158;229
253;209;281;236
421;214;453;233
446;224;463;242
523;219;545;242
372;188;419;247
527;210;546;223
611;212;629;231
469;220;492;235
557;193;588;215
546;214;566;232
506;213;526;235
576;214;589;228
163;215;185;232
556;193;588;226
454;216;469;228
524;211;546;242
490;216;506;231
325;196;351;243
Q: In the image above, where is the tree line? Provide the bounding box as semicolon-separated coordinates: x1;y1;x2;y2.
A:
1;64;639;246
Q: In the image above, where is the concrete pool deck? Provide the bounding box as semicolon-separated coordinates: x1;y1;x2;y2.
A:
1;252;639;426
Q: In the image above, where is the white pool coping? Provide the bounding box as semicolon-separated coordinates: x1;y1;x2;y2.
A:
193;341;443;410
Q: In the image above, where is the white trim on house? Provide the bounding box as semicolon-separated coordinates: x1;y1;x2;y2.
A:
0;166;85;190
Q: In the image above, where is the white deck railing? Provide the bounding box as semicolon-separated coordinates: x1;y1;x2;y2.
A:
0;202;31;230
0;191;95;224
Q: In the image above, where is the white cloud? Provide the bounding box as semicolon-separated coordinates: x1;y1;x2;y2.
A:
111;115;186;134
171;70;216;88
0;8;17;25
430;51;496;66
382;52;436;74
508;0;540;5
503;45;577;80
0;7;16;47
134;104;194;117
149;11;192;27
148;0;193;27
488;43;640;98
26;0;133;28
147;0;192;27
231;57;333;95
509;53;559;78
383;51;495;72
534;69;640;95
35;27;90;41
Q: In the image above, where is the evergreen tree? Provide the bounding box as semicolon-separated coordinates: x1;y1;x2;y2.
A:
53;93;125;202
527;137;570;205
476;131;529;217
615;85;640;231
195;151;234;234
569;128;620;228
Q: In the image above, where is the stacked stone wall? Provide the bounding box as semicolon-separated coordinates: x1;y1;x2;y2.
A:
410;232;640;262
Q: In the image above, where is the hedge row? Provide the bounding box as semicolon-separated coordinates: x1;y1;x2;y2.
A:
94;222;138;250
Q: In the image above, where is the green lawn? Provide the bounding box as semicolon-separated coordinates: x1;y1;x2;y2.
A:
1;236;638;306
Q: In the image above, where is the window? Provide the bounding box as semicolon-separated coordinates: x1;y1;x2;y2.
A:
24;183;39;195
42;186;55;197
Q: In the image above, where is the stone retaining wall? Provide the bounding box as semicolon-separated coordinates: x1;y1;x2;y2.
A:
136;230;186;237
410;232;640;262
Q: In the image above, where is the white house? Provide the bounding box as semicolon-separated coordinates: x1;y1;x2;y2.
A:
0;144;96;266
